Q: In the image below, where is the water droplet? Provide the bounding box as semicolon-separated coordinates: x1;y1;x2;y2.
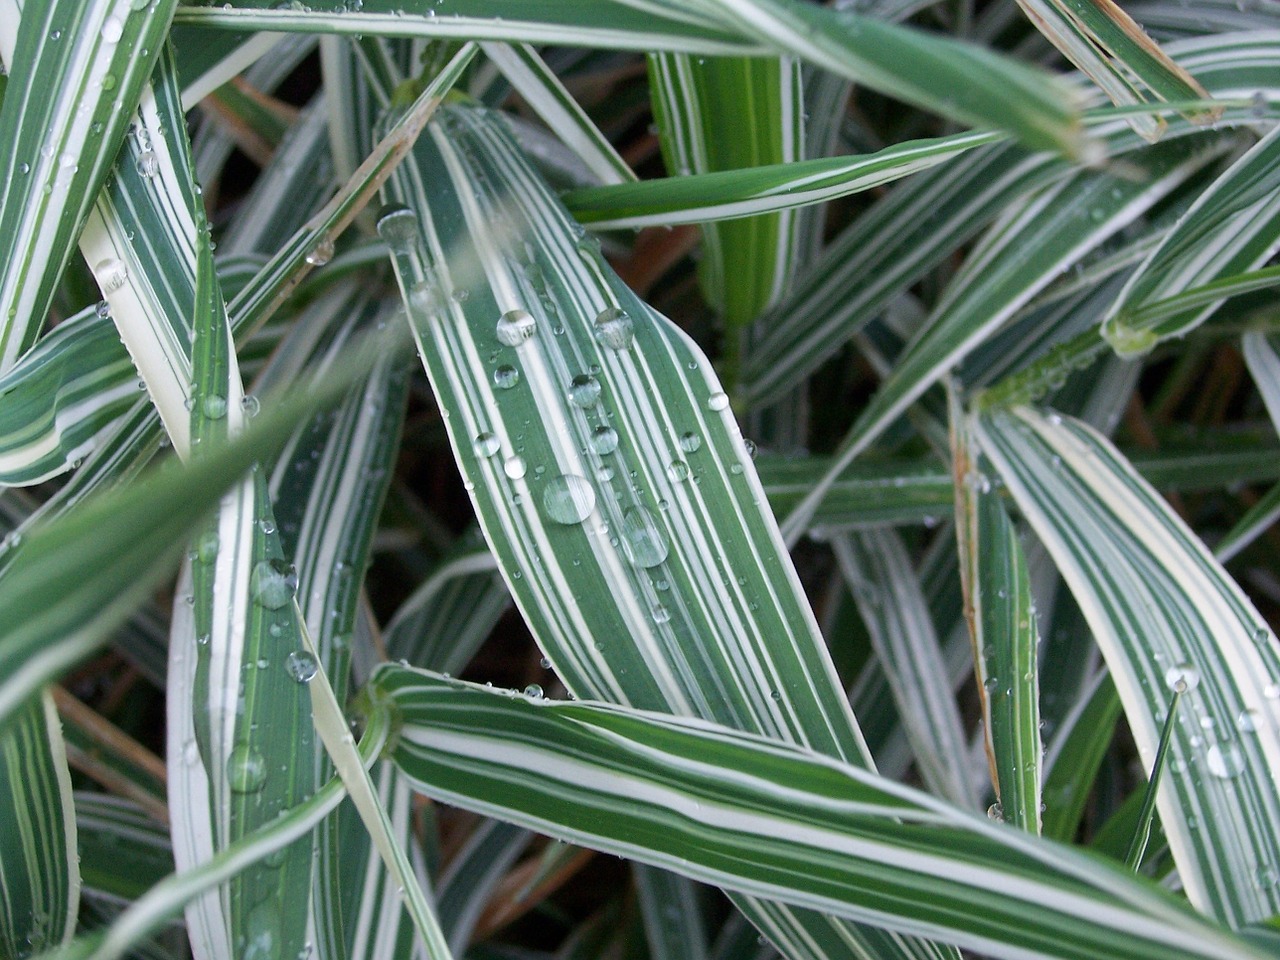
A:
588;425;618;455
1237;708;1262;733
667;460;689;482
202;394;228;419
250;559;297;609
987;802;1004;822
375;205;419;252
96;258;129;293
240;394;260;417
743;438;757;460
285;650;319;683
539;656;551;669
305;237;335;266
259;518;276;536
707;392;729;411
542;474;596;525
593;307;634;350
227;744;267;793
678;431;701;453
1164;663;1200;693
95;299;110;319
567;374;601;407
524;683;544;699
135;150;158;178
621;507;669;568
182;739;200;765
1253;627;1271;646
473;432;500;458
196;531;219;563
1266;683;1280;700
101;16;124;42
496;309;536;346
504;456;527;480
1206;743;1244;779
493;365;520;389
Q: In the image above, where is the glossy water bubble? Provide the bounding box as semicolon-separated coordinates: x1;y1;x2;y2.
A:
202;394;228;419
524;683;544;699
542;474;596;525
375;205;419;252
473;432;500;458
593;307;634;350
678;431;701;453
503;456;527;480
589;425;618;455
493;365;520;390
226;744;267;793
1164;663;1200;693
707;391;729;412
620;506;669;568
250;559;297;609
666;460;689;483
1206;743;1244;779
135;150;158;178
496;309;536;346
567;374;601;408
305;237;335;266
96;258;129;293
285;650;319;684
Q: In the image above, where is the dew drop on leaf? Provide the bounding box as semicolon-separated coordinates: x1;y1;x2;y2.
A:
251;559;297;609
567;374;601;407
678;431;701;453
524;683;544;699
1164;663;1200;693
202;394;228;419
593;307;634;350
473;432;500;458
375;204;419;253
196;531;219;563
96;258;129;293
135;151;158;178
504;456;527;480
667;460;689;483
707;392;729;411
1206;743;1244;779
589;425;618;455
493;365;520;389
621;506;669;568
226;744;267;793
496;309;536;346
285;650;319;683
305;237;335;266
542;474;596;525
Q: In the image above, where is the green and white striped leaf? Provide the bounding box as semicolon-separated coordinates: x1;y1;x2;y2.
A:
975;406;1280;926
563;129;1001;230
374;666;1267;960
379;103;956;960
647;51;802;339
952;406;1042;832
0;694;78;960
1102;123;1280;357
0;0;175;373
831;530;976;808
636;863;710;960
1041;671;1121;842
1243;331;1280;435
779;131;1225;543
76;793;174;903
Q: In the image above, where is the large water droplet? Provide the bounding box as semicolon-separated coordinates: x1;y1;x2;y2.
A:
542;474;596;525
504;456;527;480
707;392;729;412
494;365;520;390
667;460;689;483
202;394;228;419
285;650;319;683
251;559;297;609
101;17;123;43
375;205;419;252
96;258;129;293
135;150;158;178
621;507;669;568
305;237;335;266
524;683;544;699
1206;743;1244;779
473;432;500;458
227;744;267;793
593;307;634;350
678;431;701;453
496;309;536;347
1164;663;1200;693
589;425;618;455
567;374;601;407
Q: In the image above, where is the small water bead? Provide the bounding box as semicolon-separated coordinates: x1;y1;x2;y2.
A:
95;300;110;319
496;309;536;347
542;474;596;525
493;365;520;390
285;650;319;684
504;456;527;480
1267;683;1280;700
1164;663;1200;693
593;306;634;350
567;374;601;407
667;460;689;483
743;438;758;460
1254;627;1271;646
226;744;268;793
96;258;129;293
707;392;730;412
1206;743;1244;779
473;432;500;458
1237;708;1262;733
652;604;671;625
250;559;298;609
259;518;276;536
408;279;443;315
101;16;124;42
986;802;1004;822
203;394;228;419
241;395;260;417
305;237;335;266
524;683;544;699
678;431;701;453
375;205;419;252
621;506;669;568
596;464;615;483
589;425;619;455
539;656;552;670
135;150;158;178
196;531;219;563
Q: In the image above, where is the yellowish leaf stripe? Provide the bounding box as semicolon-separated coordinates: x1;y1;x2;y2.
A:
0;257;264;488
832;531;976;808
952;414;1042;833
777;131;1229;544
0;0;175;373
741;32;1280;408
646;52;803;334
564;129;1003;231
172;0;759;55
480;43;637;187
975;407;1280;926
0;695;78;958
1102;123;1280;356
376;668;1267;960
380;105;956;960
